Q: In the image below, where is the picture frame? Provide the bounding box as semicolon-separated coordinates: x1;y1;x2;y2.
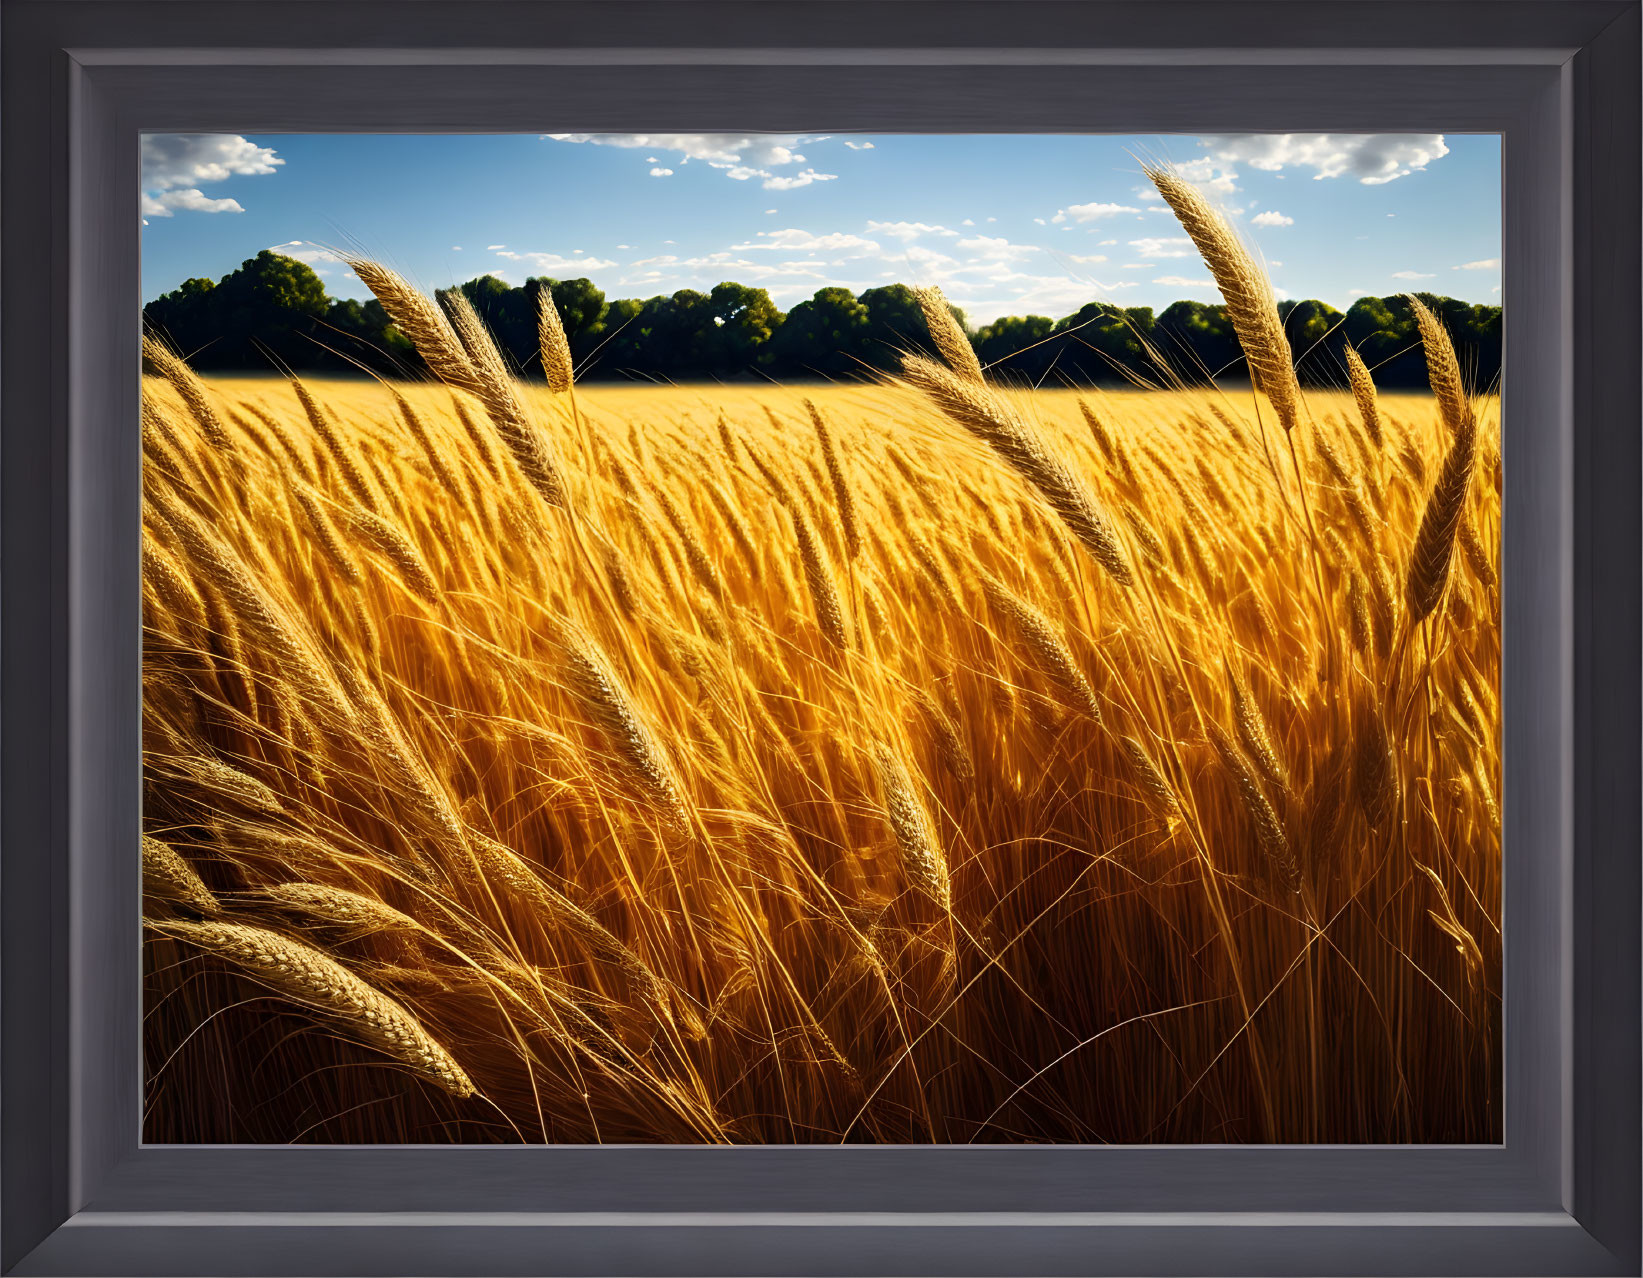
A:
2;1;1636;1273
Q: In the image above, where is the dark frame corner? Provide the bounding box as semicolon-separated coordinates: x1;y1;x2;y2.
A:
3;3;1638;1274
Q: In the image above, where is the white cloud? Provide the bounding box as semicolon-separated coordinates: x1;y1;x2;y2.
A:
961;218;975;227
1199;133;1450;184
141;134;283;191
866;220;958;241
1155;275;1215;288
955;235;1039;262
544;132;807;167
451;245;463;251
1066;254;1108;264
1051;201;1141;223
733;228;879;254
1250;210;1294;227
1128;236;1194;258
142;188;244;217
1391;270;1435;280
1269;260;1283;267
264;242;340;265
986;216;997;223
543;132;837;190
1121;263;1155;270
139;134;281;219
844;140;875;150
616;244;632;250
495;249;618;271
486;244;506;251
1184;159;1242;195
1347;288;1367;297
1453;258;1500;271
762;168;837;191
649;167;674;177
1033;217;1047;225
765;209;777;215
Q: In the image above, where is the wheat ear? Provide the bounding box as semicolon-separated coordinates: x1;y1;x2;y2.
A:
346;507;440;604
981;575;1102;722
914;285;985;384
1403;298;1478;625
805;399;860;559
875;744;951;911
142;335;233;449
148;919;474;1097
790;504;850;650
142;835;219;915
441;289;566;507
901;353;1133;587
536;287;575;394
1344;343;1384;449
561;630;688;826
1145;166;1299;433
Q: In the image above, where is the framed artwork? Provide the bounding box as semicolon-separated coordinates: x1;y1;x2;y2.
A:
2;1;1637;1275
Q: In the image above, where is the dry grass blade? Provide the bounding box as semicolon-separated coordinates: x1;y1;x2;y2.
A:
901;354;1133;587
1146;166;1300;434
148;919;475;1097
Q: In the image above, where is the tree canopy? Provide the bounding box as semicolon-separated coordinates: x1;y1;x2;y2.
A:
144;252;1503;392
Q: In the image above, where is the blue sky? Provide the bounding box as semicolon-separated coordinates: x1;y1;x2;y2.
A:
140;132;1500;326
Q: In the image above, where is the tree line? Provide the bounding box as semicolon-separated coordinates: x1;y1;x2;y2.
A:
144;249;1503;391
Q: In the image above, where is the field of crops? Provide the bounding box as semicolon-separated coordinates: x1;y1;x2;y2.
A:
141;178;1500;1145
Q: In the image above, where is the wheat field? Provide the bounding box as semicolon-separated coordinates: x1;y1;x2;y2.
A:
142;200;1501;1145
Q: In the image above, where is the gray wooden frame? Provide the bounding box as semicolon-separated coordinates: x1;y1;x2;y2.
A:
2;2;1637;1274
